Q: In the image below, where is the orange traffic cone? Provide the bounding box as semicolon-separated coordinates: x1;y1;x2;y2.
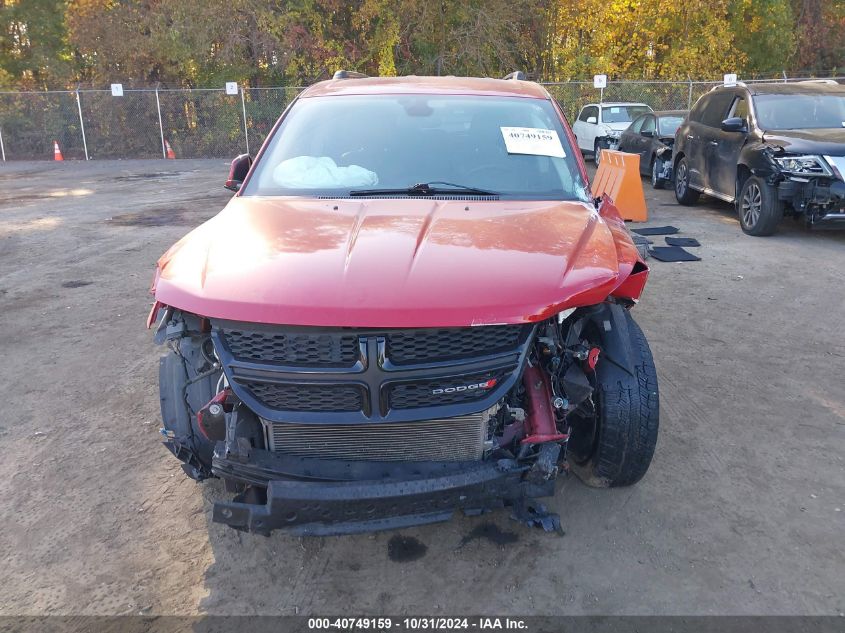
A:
53;140;64;161
164;139;176;159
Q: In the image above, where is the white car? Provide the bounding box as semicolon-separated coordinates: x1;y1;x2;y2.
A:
572;102;653;164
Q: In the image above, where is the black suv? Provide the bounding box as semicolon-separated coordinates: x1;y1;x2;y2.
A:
673;81;845;236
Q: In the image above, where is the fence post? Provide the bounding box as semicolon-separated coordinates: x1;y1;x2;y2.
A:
240;85;250;155
75;88;89;160
155;85;166;159
687;76;693;109
0;126;5;161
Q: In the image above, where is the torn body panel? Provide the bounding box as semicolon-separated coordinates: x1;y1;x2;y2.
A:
153;297;656;536
210;450;549;536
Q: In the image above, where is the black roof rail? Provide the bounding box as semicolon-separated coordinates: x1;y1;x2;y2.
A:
333;70;369;80
502;71;527;81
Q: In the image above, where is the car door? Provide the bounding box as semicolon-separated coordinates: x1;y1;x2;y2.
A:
617;114;645;155
708;94;749;200
636;114;657;172
684;91;734;191
682;95;710;189
697;91;736;195
573;105;599;152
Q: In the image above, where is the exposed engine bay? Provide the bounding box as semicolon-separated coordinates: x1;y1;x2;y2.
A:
154;299;656;536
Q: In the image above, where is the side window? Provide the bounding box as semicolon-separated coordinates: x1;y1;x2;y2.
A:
689;95;709;123
630;115;646;133
730;96;748;121
700;92;735;128
640;115;656;134
578;106;595;122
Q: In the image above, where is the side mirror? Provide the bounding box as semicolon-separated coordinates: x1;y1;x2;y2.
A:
641;130;655;138
225;153;253;191
586;116;597;124
721;117;747;133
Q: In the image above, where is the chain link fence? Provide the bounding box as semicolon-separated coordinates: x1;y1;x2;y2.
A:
0;77;841;161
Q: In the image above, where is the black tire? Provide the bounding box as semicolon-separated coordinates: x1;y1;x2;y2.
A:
674;157;699;205
594;140;602;165
738;175;782;236
651;158;665;189
568;309;659;488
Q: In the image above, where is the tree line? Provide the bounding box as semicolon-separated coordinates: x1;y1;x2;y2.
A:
1;0;843;90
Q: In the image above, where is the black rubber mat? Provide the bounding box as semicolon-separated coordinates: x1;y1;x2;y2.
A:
648;246;701;262
631;225;680;236
665;236;701;247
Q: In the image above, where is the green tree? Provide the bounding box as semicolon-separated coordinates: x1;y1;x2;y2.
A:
731;0;794;75
1;0;842;89
544;0;745;80
0;0;72;88
790;0;845;73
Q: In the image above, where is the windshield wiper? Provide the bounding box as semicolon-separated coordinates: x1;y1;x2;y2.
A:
349;181;499;197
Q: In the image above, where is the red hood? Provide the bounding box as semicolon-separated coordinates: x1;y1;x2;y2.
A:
153;196;644;327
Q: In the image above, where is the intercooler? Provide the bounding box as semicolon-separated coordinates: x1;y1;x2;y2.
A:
263;410;493;462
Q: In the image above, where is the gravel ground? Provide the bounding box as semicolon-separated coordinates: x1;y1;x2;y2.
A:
0;159;842;616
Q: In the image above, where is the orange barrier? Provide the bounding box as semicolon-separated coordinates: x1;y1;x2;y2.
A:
164;139;176;159
53;140;64;161
592;150;647;222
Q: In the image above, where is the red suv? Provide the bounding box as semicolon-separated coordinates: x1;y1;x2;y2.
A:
149;73;659;535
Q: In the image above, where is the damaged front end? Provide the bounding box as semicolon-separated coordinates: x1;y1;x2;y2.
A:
654;145;674;182
766;149;845;227
153;301;639;536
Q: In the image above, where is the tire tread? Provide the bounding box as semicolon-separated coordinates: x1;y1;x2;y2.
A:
574;312;659;487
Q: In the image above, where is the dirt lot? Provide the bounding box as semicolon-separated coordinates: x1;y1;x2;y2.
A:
0;159;843;616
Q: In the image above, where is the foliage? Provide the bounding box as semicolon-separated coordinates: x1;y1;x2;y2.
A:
0;0;72;88
0;0;842;88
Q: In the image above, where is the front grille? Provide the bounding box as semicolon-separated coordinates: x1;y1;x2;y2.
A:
213;321;533;424
224;329;359;366
388;371;505;410
386;325;523;364
244;382;363;413
265;411;490;461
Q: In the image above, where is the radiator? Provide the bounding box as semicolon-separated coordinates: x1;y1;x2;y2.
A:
263;411;493;462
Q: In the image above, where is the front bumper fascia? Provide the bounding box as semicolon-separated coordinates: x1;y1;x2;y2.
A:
596;135;620;151
210;448;557;536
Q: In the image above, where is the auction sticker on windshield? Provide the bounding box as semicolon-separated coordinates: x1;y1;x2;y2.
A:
500;127;566;158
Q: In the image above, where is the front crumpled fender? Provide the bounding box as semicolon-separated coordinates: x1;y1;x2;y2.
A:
597;196;649;302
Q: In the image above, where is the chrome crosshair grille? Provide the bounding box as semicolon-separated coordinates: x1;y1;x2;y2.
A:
211;321;534;426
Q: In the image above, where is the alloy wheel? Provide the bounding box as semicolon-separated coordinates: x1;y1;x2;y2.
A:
741;182;762;228
675;162;687;196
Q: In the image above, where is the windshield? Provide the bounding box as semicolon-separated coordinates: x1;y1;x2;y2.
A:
754;93;845;130
658;115;684;136
602;105;652;124
243;94;589;201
